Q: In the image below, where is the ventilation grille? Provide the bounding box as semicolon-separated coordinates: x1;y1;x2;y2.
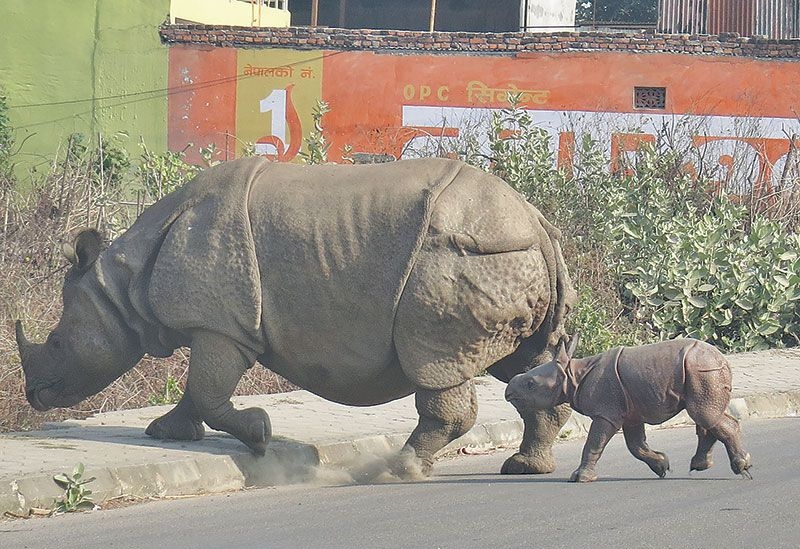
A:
634;87;667;109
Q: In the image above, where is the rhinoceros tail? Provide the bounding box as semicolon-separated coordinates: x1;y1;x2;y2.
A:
539;207;577;349
483;204;577;383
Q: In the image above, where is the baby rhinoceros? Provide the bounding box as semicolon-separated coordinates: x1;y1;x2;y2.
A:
505;337;752;482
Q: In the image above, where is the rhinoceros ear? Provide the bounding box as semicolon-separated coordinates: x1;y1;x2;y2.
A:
556;340;570;365
63;229;105;272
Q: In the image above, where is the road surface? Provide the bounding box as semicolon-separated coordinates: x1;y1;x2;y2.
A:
2;417;797;549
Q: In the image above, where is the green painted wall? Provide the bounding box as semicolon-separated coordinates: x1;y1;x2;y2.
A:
0;0;169;175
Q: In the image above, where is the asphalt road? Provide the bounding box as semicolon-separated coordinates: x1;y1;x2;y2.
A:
2;417;798;549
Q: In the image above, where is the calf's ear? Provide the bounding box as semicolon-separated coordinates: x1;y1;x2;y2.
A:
566;332;580;358
557;340;569;365
63;229;105;273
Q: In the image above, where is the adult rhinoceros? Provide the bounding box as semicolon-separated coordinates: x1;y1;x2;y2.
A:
15;157;576;476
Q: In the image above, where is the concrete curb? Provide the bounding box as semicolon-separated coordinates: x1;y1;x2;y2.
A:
3;388;797;517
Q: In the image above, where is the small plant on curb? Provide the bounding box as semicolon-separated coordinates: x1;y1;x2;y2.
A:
148;375;185;406
51;463;97;515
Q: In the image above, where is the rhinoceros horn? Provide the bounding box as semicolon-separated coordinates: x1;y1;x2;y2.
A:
14;320;34;362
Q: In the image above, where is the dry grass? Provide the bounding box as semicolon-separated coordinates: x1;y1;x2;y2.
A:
0;156;294;433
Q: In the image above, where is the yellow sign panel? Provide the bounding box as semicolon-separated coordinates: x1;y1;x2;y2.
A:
236;49;324;161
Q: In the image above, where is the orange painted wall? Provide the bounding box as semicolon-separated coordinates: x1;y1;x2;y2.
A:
167;47;800;183
321;50;800;128
168;45;238;164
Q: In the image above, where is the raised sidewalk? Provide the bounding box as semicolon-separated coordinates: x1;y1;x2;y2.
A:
2;348;799;517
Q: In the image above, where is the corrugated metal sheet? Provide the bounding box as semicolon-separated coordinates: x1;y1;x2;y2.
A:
753;0;800;37
659;0;707;34
658;0;800;38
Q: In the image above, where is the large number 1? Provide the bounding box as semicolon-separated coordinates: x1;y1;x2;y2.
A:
254;85;302;161
257;89;287;155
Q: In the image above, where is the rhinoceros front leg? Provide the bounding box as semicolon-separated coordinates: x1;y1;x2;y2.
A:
501;404;571;475
396;380;478;478
570;417;618;482
179;331;271;455
145;391;205;442
622;422;670;478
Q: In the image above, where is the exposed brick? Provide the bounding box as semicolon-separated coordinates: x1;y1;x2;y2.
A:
158;24;800;60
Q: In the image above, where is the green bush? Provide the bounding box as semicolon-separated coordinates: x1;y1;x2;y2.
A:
468;99;799;353
300;100;331;165
137;141;200;201
622;199;800;350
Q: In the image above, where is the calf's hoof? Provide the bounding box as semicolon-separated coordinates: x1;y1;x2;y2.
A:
146;413;205;442
569;467;597;483
731;453;753;479
690;455;713;472
648;452;670;478
501;451;556;475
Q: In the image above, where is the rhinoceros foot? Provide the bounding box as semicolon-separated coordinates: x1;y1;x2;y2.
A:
689;454;713;472
500;450;557;475
731;452;753;479
389;445;428;480
231;407;272;457
646;451;670;478
569;466;598;483
145;409;205;442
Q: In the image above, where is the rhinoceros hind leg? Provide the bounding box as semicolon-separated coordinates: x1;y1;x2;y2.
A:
501;404;571;475
689;425;717;472
186;331;272;456
707;413;752;478
400;380;478;477
145;392;205;441
622;423;670;478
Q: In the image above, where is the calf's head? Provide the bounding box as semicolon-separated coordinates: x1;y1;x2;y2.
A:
505;333;579;412
15;229;143;411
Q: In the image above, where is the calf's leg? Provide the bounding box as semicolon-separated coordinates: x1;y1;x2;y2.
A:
690;426;717;472
684;375;752;478
622;422;670;478
708;413;752;478
570;417;618;482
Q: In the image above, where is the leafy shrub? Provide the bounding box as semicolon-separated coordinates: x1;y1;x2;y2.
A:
52;463;97;514
300;100;332;165
465;98;799;353
622;198;800;350
137;141;199;201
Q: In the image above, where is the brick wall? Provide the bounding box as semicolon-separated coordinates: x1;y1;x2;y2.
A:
160;24;800;59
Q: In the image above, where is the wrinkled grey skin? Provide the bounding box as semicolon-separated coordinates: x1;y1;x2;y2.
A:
506;336;752;482
16;157;576;477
